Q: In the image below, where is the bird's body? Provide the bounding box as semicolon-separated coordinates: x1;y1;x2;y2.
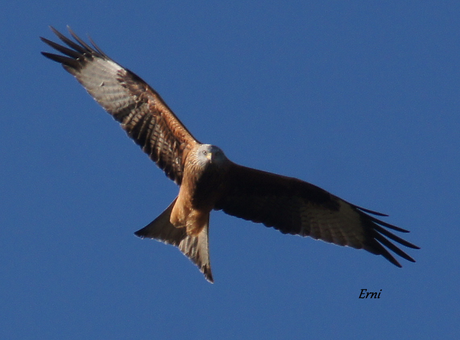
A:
171;144;229;235
41;27;419;282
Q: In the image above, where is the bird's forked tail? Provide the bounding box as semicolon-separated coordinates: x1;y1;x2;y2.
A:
134;199;213;283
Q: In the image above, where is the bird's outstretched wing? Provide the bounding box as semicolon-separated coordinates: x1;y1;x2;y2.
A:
41;26;198;184
215;163;419;267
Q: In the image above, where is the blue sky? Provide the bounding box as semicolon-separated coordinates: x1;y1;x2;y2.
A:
1;1;459;339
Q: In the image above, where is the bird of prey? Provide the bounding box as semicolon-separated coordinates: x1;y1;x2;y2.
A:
41;27;419;283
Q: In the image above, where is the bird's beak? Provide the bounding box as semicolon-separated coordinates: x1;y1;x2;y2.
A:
206;152;213;163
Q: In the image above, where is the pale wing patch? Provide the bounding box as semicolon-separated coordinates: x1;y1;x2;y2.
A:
300;199;365;248
68;58;138;115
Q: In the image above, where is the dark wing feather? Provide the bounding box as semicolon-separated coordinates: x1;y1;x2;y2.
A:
41;26;198;184
215;163;419;267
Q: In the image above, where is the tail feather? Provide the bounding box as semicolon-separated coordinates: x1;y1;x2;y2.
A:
135;199;213;283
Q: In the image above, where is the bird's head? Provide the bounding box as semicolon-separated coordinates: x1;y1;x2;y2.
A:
197;144;227;167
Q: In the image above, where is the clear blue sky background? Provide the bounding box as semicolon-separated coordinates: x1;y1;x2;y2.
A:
1;1;459;339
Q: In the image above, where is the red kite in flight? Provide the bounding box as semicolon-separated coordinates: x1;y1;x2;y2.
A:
41;27;419;282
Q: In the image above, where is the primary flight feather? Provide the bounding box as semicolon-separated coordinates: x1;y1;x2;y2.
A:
41;27;419;282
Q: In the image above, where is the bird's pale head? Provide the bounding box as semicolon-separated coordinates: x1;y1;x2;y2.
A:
197;144;227;167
